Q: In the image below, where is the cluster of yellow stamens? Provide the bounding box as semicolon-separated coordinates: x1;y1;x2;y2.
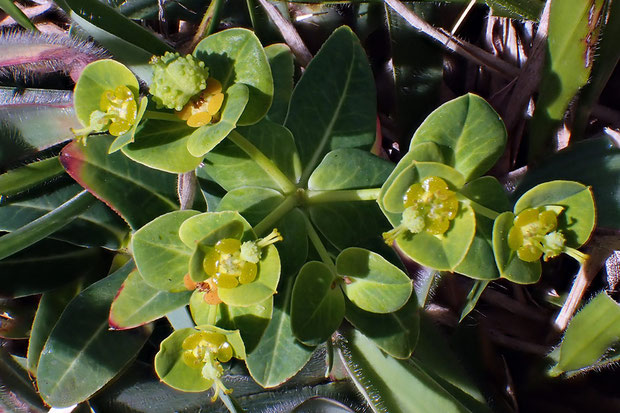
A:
507;208;566;262
176;78;225;127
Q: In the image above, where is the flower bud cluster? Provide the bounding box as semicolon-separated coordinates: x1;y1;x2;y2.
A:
508;207;566;262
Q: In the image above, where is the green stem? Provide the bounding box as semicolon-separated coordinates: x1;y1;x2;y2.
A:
305;188;381;205
564;247;589;265
0;156;65;197
457;194;500;220
228;131;297;194
143;110;185;122
302;212;336;272
252;193;298;236
219;390;243;413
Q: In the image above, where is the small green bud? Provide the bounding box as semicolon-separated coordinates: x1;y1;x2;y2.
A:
149;52;209;111
542;231;566;261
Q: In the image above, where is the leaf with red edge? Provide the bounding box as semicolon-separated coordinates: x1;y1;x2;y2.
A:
60;136;179;229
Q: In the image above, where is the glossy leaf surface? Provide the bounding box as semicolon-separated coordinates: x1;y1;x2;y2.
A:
345;293;419;359
291;261;345;346
265;43;294;125
178;211;252;249
37;262;151;408
308;148;393;191
132;210;199;292
410;94;506;181
109;269;192;329
193;28;273;126
285;26;376;184
60;136;179;229
246;278;314;388
336;247;412;313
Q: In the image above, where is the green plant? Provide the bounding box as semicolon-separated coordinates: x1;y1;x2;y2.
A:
1;0;620;412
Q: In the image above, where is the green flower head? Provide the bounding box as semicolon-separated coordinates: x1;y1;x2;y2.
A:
384;176;459;245
149;52;209;111
202;229;282;289
508;207;567;262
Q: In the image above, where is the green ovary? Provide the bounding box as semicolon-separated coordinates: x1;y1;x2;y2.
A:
507;208;566;262
149;52;209;111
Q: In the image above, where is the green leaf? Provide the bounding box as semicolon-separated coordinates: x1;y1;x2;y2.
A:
291;261;345;346
36;262;152;408
121;119;203;173
132;210;199;292
217;244;280;307
550;292;620;376
0;239;108;298
515;136;620;229
485;0;543;20
382;162;465;214
190;294;273;352
0;183;128;250
73;59;139;128
514;180;595;247
459;280;490;322
336;247;412;313
178;211;252;249
246;277;314;388
285;26;376;185
0;190;95;261
492;211;541;284
217;186;284;226
0;0;37;31
109;269;192;329
60;136;180;229
410;94;507;181
204;121;300;191
335;328;476;413
193;28;273;126
396;204;476;272
454;177;509;280
265;44;294;125
528;0;605;162
186;83;249;157
292;397;355;413
308;148;394;190
0;156;65;197
344;293;419;359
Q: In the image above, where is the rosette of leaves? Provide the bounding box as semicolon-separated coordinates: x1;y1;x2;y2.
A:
493;180;595;283
120;28;274;173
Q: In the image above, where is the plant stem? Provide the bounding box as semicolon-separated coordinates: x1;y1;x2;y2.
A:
302;212;336;272
564;247;589;265
252;193;299;236
219;390;243;413
456;194;500;220
143;110;184;122
305;188;381;204
227;131;297;194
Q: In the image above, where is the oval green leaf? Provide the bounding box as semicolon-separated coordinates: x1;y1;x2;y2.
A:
193;28;273;126
122;119;203;173
410;93;507;181
132;210;199;292
291;261;345;346
265;43;293;125
336;247;412;313
109;269;192;330
178;211;252;249
36;262;151;408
